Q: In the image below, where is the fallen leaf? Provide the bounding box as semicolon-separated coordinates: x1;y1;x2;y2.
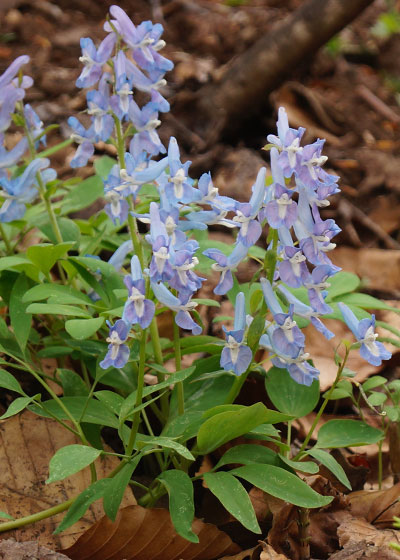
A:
348;482;400;528
0;538;71;559
62;505;241;560
0;411;136;549
337;517;400;554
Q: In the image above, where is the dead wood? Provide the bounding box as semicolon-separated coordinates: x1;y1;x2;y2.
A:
195;0;376;143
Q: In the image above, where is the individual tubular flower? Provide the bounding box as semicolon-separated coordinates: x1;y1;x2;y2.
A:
277;284;334;340
264;183;297;229
123;256;155;329
151;281;201;335
233;167;266;247
338;303;391;366
0;134;27;177
220;292;252;376
164;137;199;205
267;107;305;178
24;104;46;147
100;319;130;369
0;158;52;222
127;98;165;157
278;246;309;288
76;34;115;89
203;242;248;295
260;278;305;356
67;116;96;168
146;202;173;282
304;264;335;315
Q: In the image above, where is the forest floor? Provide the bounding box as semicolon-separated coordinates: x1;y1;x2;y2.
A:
1;0;400;559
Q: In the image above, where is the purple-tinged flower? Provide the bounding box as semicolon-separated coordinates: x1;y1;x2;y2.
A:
68;116;96;168
0;134;27;176
277;284;334;340
123;256;155;329
267;107;305;178
338;303;391;367
151;281;201;334
76;34;115;89
168;244;204;296
104;166;130;225
203;242;248;295
86;89;114;142
100;319;130;369
0;55;30;90
278;246;309;288
108;240;133;271
164;137;199;205
24;104;45;147
264;183;297;229
0;158;51;222
296;139;328;188
127;98;165;157
233;167;266;247
221;292;252;376
304;264;335;315
260;278;305;356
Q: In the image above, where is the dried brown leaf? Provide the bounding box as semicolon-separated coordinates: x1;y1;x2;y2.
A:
348;482;400;528
0;411;136;549
0;538;71;559
338;517;400;552
62;505;241;560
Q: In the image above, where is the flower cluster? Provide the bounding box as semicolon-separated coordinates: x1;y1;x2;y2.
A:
0;56;56;221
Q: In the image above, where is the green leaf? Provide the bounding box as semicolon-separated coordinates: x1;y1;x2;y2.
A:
215;444;278;469
325;272;360;302
61;175;104;215
94;391;124;415
192;298;220;308
265;366;320;417
103;458;140;521
335;293;400;314
362;376;387;392
158;470;198;543
315;419;384;449
29;397;118;428
65;317;104;340
0;369;24;395
9;274;31;352
278;455;319;474
54;479;111;534
94;155;117;179
0;256;33;273
203;472;261;533
0;396;35;419
25;303;91;318
46;444;102;484
197;403;285;454
247;423;280;438
27;243;74;275
232;464;333;508
246;313;265;351
306;449;351;490
136;436;195;461
367;392;387;406
58;369;89;397
0;511;14;520
23;284;93;306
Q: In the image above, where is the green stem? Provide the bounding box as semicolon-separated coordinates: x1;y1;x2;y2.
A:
0;223;12;255
173;317;184;415
286;420;292;459
294;346;350;459
0;498;75;533
225;372;247;404
126;329;148;456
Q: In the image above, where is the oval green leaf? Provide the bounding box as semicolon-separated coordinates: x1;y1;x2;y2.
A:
158;470;198;543
65;317;104;340
232;464;333;508
315;419;384;449
265;366;320;418
203;471;261;533
306;449;351;490
46;444;102;484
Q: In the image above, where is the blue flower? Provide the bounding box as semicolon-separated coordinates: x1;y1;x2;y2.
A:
151;281;201;335
76;34;115;89
24;104;46;148
221;292;252;376
203;242;248;295
278;246;309;288
304;264;336;315
233;167;266;247
0;134;27;176
123;256;155;329
260;278;305;356
338;303;391;366
263;183;297;229
100;319;130;369
0;158;52;222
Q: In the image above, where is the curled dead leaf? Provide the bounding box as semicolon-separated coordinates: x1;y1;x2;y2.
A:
348;482;400;528
62;505;241;560
335;517;400;559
